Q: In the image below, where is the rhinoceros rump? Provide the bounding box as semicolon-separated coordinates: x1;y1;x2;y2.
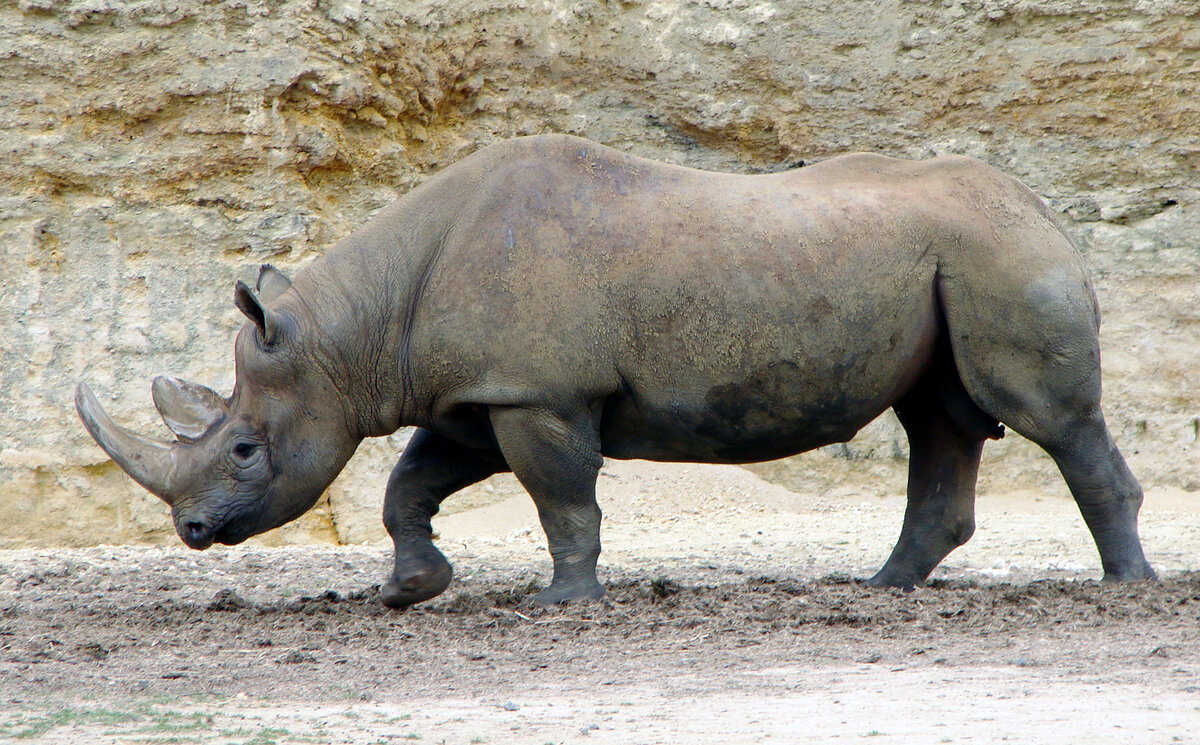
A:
77;134;1155;607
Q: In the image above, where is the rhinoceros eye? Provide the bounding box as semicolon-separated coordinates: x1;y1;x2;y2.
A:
232;441;259;461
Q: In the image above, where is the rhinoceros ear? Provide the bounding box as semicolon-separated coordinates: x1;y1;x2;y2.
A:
256;264;292;303
152;375;227;442
235;280;283;345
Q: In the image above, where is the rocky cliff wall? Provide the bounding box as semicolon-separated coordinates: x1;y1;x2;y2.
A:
2;0;1197;547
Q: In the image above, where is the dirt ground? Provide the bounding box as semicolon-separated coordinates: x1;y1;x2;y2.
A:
2;460;1199;744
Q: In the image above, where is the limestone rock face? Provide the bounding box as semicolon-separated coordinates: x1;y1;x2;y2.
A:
2;0;1196;547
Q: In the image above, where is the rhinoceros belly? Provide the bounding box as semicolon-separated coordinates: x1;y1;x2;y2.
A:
598;347;924;464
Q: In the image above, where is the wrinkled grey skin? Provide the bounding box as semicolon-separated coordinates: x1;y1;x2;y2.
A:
77;134;1155;607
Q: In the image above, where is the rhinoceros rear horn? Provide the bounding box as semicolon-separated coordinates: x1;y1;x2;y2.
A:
256;264;292;303
151;375;227;442
75;382;180;505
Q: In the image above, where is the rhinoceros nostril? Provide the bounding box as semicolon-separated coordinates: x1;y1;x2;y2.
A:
183;521;209;545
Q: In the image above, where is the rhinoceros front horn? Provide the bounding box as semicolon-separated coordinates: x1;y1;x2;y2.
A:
75;382;180;505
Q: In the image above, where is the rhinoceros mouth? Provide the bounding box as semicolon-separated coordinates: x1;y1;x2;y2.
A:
214;524;253;546
174;501;261;550
173;516;252;550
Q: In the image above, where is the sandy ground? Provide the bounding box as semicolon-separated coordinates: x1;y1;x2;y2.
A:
2;460;1199;744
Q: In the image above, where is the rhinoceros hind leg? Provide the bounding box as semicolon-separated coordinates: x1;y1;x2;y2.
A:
381;428;507;609
490;405;606;604
1038;412;1156;582
981;400;1153;582
867;371;985;589
940;274;1154;582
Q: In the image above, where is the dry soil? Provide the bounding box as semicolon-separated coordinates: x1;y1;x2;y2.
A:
2;461;1199;744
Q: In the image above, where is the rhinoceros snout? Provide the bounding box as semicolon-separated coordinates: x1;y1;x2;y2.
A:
177;519;215;551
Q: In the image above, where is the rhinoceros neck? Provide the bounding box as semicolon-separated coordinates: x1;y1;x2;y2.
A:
288;182;454;439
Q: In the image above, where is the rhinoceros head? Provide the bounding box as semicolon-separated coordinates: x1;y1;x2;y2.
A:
75;266;361;549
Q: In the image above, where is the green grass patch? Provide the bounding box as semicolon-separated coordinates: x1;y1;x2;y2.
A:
0;705;220;741
219;725;332;744
1;702;347;744
1;708;142;739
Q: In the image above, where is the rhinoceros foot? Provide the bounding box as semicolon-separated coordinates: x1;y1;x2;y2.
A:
381;551;453;609
530;578;606;606
1101;561;1158;583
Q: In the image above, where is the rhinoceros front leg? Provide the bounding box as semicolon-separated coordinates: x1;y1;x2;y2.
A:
489;405;605;604
380;428;506;608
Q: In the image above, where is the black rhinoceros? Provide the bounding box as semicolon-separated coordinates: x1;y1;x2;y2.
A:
76;134;1154;607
